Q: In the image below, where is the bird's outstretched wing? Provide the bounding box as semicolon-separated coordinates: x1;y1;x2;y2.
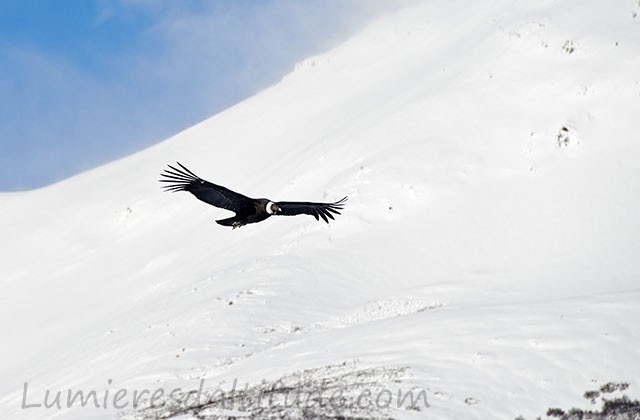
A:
159;162;253;213
275;197;347;223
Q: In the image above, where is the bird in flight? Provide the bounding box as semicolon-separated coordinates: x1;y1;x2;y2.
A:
160;162;347;229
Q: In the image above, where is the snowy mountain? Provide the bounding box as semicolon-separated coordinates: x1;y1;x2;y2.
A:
2;0;640;419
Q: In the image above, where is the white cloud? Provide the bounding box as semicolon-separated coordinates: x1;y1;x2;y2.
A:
0;0;413;190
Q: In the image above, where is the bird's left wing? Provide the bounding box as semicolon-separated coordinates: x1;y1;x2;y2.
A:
159;162;253;213
275;197;347;223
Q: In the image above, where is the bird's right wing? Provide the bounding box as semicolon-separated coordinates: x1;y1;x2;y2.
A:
159;162;253;213
275;197;348;223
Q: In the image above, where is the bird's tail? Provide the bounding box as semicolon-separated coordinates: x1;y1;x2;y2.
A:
216;217;244;229
215;217;235;226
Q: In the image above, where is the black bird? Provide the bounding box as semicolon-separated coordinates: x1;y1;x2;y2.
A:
160;162;347;229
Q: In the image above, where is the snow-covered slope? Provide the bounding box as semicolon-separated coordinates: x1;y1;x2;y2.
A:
2;0;640;419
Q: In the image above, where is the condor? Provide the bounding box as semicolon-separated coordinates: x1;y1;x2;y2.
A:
160;163;347;229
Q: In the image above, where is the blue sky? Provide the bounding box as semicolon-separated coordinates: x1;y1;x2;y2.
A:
0;0;391;191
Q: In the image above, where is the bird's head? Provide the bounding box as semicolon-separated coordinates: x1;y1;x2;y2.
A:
265;201;281;215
